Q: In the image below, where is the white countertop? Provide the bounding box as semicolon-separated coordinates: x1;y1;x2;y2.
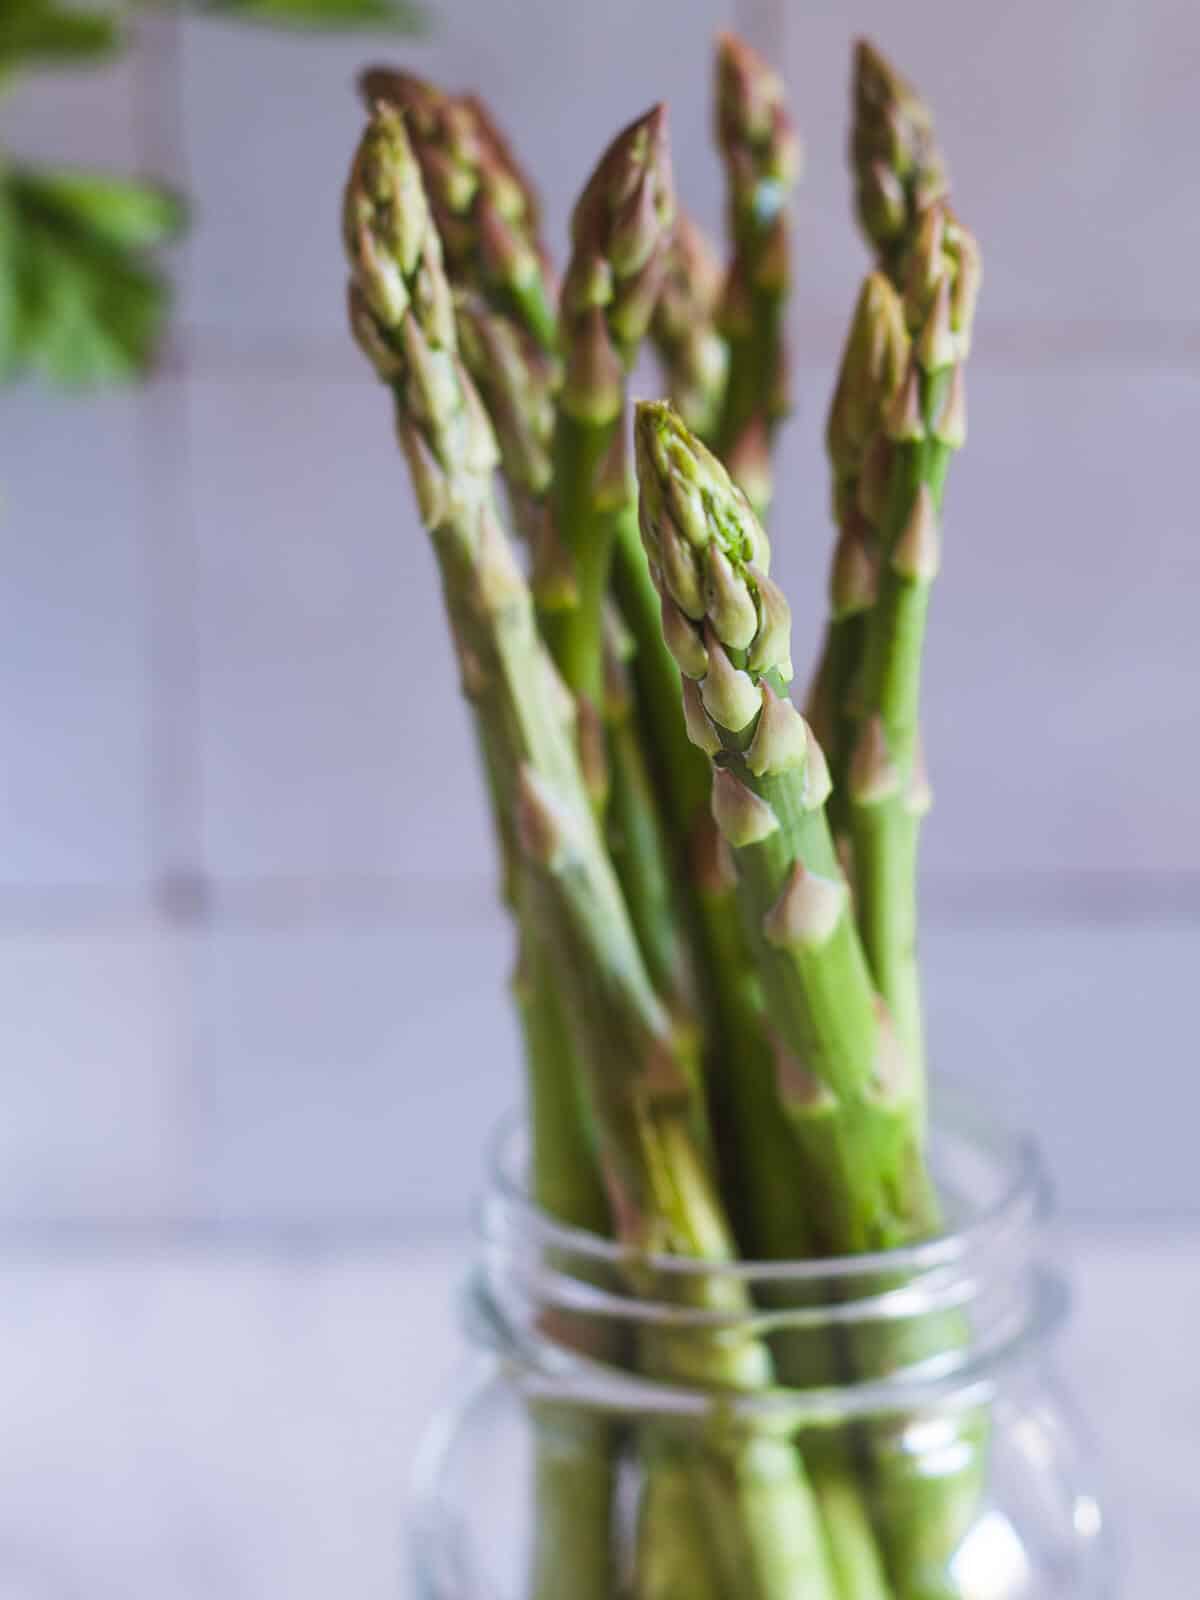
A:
0;1229;1192;1597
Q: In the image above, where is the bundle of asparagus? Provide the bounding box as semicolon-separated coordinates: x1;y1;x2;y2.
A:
344;33;981;1600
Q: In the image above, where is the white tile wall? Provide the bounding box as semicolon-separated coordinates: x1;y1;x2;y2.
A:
3;1;1198;1229
0;927;187;1220
185;369;497;885
0;386;155;893
187;907;518;1225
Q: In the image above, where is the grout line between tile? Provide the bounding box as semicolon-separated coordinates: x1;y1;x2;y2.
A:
170;318;1200;383
0;871;1195;937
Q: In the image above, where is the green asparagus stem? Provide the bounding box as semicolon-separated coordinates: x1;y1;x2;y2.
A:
851;40;949;286
635;398;984;1596
806;274;909;849
429;84;698;1029
634;398;935;1253
343;104;616;1600
542;102;674;711
650;212;729;443
346;105;839;1600
516;764;838;1600
603;610;701;1039
847;204;980;1084
691;815;896;1600
712;32;800;517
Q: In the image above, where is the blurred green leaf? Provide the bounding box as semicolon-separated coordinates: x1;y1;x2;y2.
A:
13;168;188;249
177;0;426;32
0;0;120;72
0;166;184;387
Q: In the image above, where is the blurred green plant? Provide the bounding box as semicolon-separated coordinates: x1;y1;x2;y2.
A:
1;0;424;389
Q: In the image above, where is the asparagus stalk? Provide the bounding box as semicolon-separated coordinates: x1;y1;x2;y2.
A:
634;398;936;1252
712;32;800;517
383;73;700;1046
344;104;618;1600
540;105;711;1043
847;204;980;1083
635;398;985;1596
650;212;729;442
359;71;560;532
346;104;840;1600
691;813;895;1600
543;103;673;709
851;40;949;286
805;274;909;848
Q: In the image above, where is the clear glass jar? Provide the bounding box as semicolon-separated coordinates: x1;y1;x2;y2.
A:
411;1088;1113;1599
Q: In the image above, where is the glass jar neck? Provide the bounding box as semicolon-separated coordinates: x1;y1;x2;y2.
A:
469;1083;1064;1423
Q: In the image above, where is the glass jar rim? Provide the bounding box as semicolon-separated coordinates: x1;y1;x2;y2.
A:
480;1075;1050;1288
471;1080;1065;1420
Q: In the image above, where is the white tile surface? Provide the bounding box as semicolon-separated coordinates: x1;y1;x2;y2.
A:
175;0;733;349
0;1232;1183;1597
185;369;499;884
0;388;155;892
188;908;518;1225
779;1;1200;336
0;927;186;1220
923;922;1198;1219
2;49;141;170
767;366;1200;876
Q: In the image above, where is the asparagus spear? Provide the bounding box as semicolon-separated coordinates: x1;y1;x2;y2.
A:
345;104;840;1600
650;212;729;442
635;398;984;1596
847;203;980;1083
543;102;674;708
805;273;909;847
851;40;948;286
344;103;618;1600
361;65;557;348
712;32;800;516
359;70;560;538
634;397;935;1251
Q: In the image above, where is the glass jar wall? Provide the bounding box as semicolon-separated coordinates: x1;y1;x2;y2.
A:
411;1093;1112;1599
